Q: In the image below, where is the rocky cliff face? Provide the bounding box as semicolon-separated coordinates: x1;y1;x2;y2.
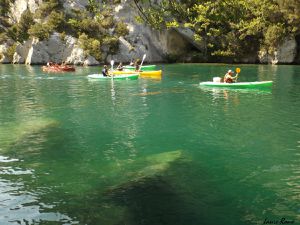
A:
258;37;297;64
9;0;41;22
12;33;99;65
3;0;192;65
0;0;299;65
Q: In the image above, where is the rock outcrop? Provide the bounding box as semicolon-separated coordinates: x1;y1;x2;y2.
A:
272;37;297;64
9;0;41;22
12;33;99;65
110;2;165;62
0;44;11;63
13;39;32;64
259;37;297;64
110;1;197;63
63;0;88;11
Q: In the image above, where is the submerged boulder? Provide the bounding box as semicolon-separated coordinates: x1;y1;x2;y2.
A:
0;117;59;151
105;150;185;193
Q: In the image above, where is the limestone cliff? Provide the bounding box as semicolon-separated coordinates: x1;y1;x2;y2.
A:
3;0;193;65
0;0;299;65
258;37;298;64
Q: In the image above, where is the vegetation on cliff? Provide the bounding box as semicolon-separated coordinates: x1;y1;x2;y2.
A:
0;0;299;63
0;0;128;61
134;0;300;62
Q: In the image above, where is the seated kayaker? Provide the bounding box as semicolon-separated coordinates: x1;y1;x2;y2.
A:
135;64;140;72
116;62;124;71
102;65;109;77
47;61;54;67
224;70;237;83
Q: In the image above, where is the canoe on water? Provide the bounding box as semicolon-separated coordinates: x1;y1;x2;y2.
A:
87;73;139;80
113;70;162;78
42;65;75;72
199;81;273;88
124;65;156;71
139;70;162;78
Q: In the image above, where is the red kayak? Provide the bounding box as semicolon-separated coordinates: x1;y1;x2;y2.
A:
42;65;75;72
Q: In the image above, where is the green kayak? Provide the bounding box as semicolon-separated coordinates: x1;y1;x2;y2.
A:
123;65;156;71
87;73;139;80
199;81;273;88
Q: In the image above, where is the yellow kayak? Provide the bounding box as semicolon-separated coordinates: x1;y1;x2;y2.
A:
113;70;162;78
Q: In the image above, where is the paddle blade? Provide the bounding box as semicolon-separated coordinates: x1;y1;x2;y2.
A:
142;54;146;61
111;60;114;67
236;68;241;73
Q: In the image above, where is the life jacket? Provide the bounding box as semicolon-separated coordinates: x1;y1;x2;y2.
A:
224;74;234;83
224;77;234;83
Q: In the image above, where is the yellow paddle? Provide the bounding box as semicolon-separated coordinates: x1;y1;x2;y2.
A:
235;68;241;82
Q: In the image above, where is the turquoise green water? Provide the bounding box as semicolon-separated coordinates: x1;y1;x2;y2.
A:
0;64;299;225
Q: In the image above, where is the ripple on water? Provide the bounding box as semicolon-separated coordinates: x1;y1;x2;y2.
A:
0;179;78;224
0;156;19;163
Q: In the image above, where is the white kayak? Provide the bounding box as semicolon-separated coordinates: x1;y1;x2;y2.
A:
87;73;139;80
199;81;273;88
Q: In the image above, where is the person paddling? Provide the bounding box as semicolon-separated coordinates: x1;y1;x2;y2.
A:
134;59;144;72
224;70;237;83
116;62;124;71
102;65;109;77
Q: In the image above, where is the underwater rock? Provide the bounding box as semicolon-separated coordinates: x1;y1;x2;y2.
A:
105;150;184;193
0;118;59;151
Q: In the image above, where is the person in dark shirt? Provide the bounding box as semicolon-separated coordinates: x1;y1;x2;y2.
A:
134;59;141;72
102;65;109;77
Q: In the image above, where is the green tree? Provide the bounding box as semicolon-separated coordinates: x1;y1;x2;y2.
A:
78;33;102;61
28;23;52;41
133;0;297;61
47;11;65;31
0;0;13;17
86;0;100;16
35;0;62;19
278;0;300;33
114;22;129;37
7;9;34;42
6;43;17;61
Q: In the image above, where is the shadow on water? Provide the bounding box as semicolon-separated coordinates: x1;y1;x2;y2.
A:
51;160;210;225
106;177;200;225
55;159;254;225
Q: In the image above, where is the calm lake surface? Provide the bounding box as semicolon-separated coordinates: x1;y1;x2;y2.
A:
0;64;299;225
